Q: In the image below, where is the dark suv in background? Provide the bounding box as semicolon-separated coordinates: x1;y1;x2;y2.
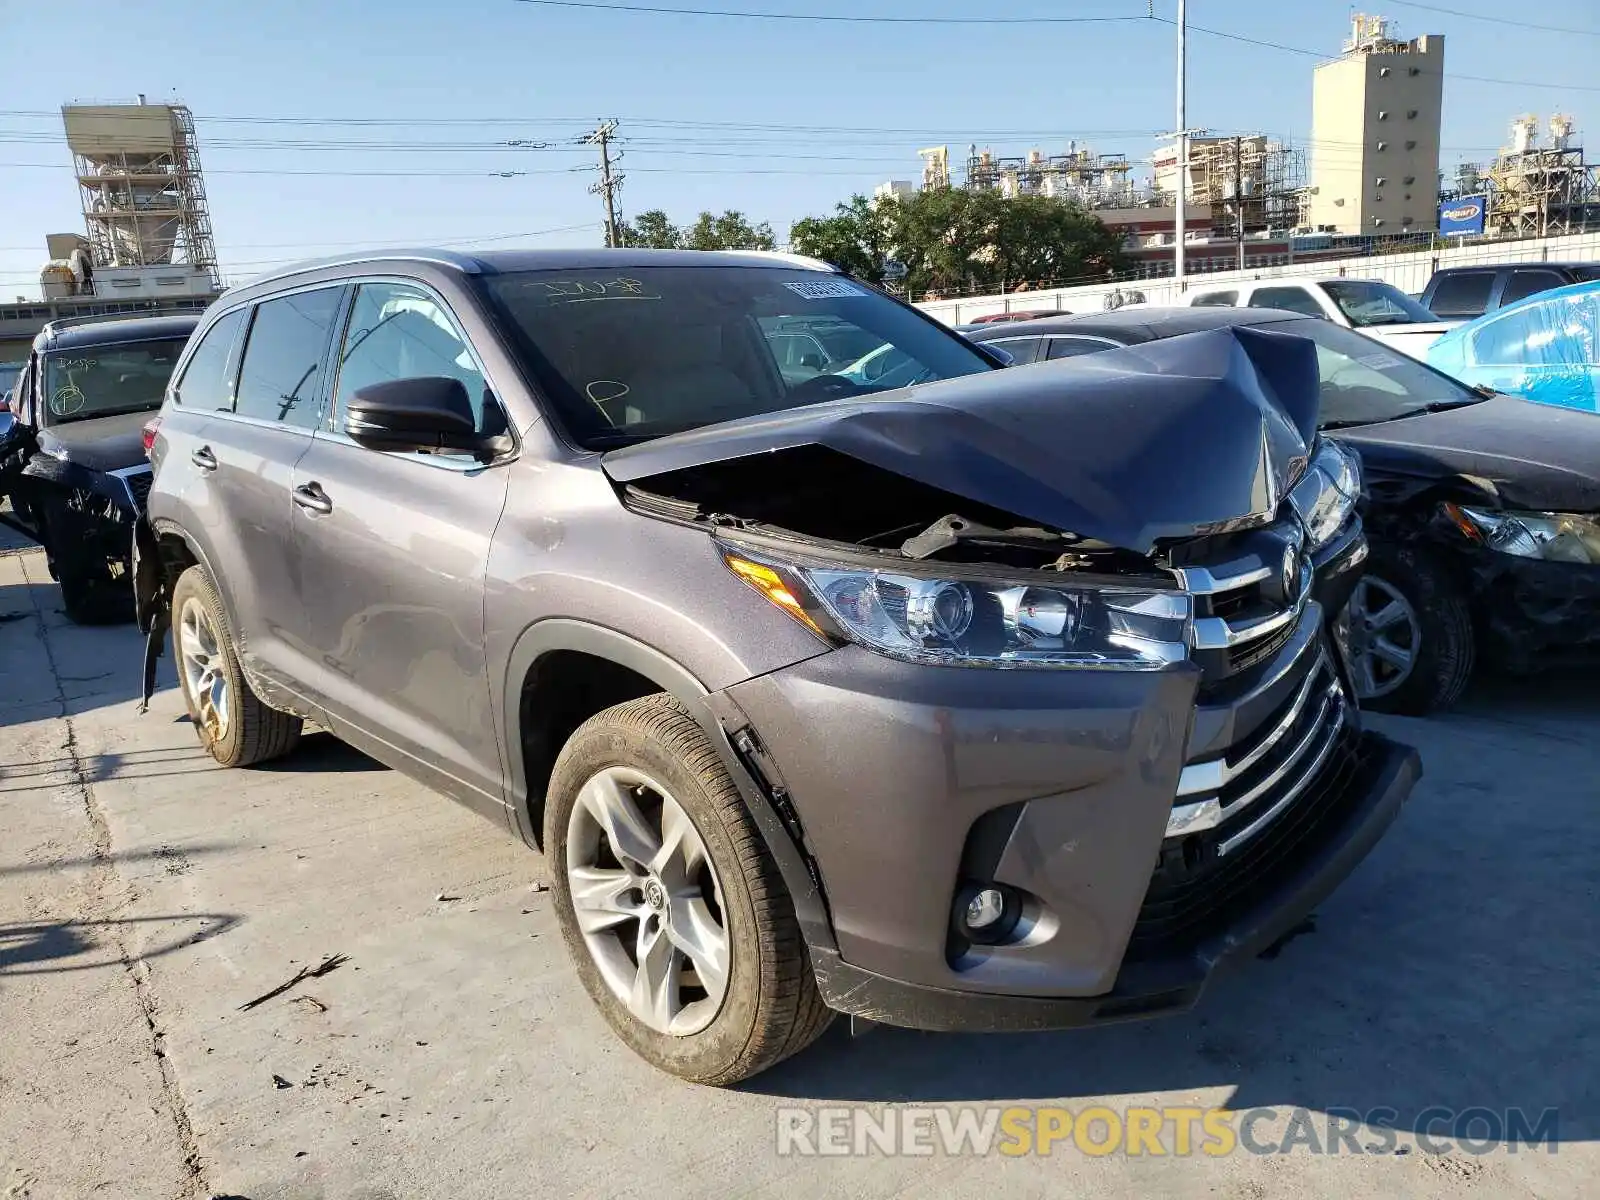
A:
135;249;1418;1085
1421;262;1600;320
0;314;197;621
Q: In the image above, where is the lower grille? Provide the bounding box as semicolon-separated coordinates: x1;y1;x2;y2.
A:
1128;724;1363;960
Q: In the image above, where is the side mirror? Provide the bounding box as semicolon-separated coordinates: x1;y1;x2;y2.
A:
975;343;1015;367
345;377;488;456
799;351;825;370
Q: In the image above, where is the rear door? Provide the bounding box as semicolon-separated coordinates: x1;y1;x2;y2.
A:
289;278;513;812
194;286;345;688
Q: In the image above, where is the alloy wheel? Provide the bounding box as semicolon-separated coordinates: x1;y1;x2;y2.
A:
565;766;730;1036
1342;575;1420;701
178;597;230;741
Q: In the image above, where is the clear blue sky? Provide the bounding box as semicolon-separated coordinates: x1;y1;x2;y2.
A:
3;0;1597;296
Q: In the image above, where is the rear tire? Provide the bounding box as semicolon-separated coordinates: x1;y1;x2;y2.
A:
1342;543;1475;716
170;565;301;767
544;693;833;1085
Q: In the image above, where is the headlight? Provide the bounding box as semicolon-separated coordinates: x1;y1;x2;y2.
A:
722;547;1191;670
1289;439;1361;549
1451;506;1600;565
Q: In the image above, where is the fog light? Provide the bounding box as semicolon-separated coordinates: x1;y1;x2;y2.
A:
965;888;1007;931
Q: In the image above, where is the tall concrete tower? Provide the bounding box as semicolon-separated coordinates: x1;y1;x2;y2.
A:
1308;15;1444;235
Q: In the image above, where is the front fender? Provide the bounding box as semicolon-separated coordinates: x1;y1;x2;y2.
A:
500;618;838;955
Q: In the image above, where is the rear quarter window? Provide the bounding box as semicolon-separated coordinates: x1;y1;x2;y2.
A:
173;309;246;410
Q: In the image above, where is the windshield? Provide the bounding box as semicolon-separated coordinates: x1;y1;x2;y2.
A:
1260;318;1483;427
477;266;993;447
1319;280;1438;327
41;338;188;426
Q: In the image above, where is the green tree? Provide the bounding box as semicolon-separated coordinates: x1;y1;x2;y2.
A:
682;210;777;251
619;208;776;251
618;209;682;249
789;195;894;284
791;189;1128;298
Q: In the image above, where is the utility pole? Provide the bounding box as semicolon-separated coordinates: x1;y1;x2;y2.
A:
583;119;624;248
1235;134;1246;272
1174;0;1187;289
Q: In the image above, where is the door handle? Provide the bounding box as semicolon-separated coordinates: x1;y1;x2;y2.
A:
292;482;333;515
191;446;218;471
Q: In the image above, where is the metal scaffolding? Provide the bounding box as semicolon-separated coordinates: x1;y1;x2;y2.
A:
64;101;219;285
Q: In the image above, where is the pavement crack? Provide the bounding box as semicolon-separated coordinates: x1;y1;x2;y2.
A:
33;577;212;1200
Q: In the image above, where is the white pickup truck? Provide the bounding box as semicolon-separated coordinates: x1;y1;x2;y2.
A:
1178;276;1459;360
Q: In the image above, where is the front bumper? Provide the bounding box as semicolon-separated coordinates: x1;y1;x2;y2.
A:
1468;551;1600;671
721;541;1419;1030
806;731;1418;1031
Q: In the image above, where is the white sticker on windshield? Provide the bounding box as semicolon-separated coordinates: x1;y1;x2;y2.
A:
783;280;868;300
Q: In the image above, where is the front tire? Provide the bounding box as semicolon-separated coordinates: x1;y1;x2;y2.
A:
170;565;301;766
544;694;833;1085
1341;544;1475;716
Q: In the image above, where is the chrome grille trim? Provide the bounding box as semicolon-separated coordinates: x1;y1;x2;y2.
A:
1176;641;1326;799
1217;690;1348;857
1188;562;1313;651
1165;653;1349;843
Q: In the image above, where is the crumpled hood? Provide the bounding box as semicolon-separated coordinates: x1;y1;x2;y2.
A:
35;411;151;474
1333;395;1600;512
603;326;1321;555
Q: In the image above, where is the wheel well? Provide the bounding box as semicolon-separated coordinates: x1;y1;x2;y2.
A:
156;531;197;590
519;650;663;843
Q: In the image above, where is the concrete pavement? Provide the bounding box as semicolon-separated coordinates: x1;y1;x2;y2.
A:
1;545;1595;1199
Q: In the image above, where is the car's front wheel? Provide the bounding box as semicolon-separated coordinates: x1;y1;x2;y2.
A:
1340;544;1475;715
544;693;833;1084
171;565;302;766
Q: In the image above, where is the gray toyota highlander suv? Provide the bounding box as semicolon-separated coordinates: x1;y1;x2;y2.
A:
133;249;1421;1085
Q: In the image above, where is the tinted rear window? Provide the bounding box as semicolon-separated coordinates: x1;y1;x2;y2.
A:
1427;272;1495;318
478;266;992;448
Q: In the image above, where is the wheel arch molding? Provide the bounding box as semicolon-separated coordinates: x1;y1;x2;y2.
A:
501;617;838;955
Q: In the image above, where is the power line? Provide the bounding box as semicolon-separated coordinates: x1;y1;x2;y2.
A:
1380;0;1600;37
509;0;1147;24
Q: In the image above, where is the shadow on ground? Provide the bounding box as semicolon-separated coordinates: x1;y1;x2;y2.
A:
0;913;241;976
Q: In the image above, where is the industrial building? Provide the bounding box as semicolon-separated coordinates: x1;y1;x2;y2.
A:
1307;14;1445;235
2;98;222;361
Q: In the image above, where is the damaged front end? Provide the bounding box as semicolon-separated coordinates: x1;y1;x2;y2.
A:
605;325;1369;662
605;326;1416;1023
1344;395;1600;673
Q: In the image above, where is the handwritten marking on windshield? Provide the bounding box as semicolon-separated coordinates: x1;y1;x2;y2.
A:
586;380;631;425
539;278;662;304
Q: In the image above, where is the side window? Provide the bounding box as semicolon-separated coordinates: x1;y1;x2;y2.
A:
1191;291;1238;307
333;282;492;432
1048;337;1115;360
1500;270;1567;307
1249;287;1326;318
235;288;343;429
988;337;1043;364
173;309;245;410
1427;272;1495;319
1470;308;1536;365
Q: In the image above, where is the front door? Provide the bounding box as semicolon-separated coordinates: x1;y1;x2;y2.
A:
290;279;512;811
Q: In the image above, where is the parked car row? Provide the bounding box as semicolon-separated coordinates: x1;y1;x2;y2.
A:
5;248;1435;1088
0;246;1589;1093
